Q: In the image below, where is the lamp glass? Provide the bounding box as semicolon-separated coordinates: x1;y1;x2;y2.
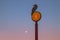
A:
32;11;41;22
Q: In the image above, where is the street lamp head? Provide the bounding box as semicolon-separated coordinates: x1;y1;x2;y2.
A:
32;11;41;22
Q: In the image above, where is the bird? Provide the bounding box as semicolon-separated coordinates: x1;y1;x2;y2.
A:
31;4;38;15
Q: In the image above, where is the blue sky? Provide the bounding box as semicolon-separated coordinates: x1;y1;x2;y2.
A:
0;0;60;40
0;0;60;31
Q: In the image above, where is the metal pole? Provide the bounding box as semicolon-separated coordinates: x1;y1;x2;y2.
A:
35;21;38;40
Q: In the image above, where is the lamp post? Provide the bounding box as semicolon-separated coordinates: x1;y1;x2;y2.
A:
31;4;41;40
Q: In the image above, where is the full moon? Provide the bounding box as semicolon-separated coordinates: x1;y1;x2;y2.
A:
25;30;28;34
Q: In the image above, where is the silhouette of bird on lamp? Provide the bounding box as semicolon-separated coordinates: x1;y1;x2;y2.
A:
31;4;38;15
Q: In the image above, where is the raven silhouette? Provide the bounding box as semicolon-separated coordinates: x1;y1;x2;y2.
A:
31;4;38;15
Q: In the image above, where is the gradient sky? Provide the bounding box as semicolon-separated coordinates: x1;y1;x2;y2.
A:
0;0;60;40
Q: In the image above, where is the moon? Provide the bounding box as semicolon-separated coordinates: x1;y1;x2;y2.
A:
25;30;28;34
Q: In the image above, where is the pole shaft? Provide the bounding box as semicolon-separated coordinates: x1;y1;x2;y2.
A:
35;22;38;40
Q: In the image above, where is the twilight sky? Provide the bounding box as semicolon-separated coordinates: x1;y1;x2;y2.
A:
0;0;60;40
